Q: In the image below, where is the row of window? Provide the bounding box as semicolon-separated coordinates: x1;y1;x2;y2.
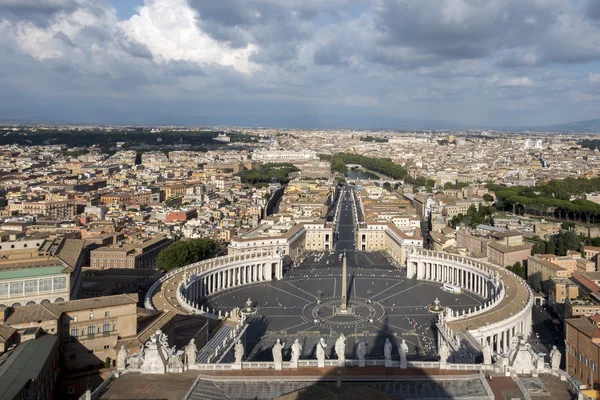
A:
570;346;598;372
0;277;67;297
71;322;114;336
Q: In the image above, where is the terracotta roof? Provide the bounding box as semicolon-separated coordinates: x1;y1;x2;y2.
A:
487;241;532;253
567;315;600;339
54;293;137;313
3;304;62;326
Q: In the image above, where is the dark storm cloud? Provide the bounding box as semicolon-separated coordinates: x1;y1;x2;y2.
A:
185;0;359;64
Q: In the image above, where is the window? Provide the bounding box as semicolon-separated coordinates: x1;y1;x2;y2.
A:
103;322;110;333
10;281;23;296
0;283;8;297
39;278;52;292
87;324;95;335
89;313;94;320
73;316;78;322
68;387;75;394
71;326;78;337
105;311;110;318
104;345;109;350
24;280;37;294
53;277;66;290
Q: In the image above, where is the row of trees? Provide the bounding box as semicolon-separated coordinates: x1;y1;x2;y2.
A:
360;135;388;143
156;237;219;272
237;163;299;185
319;153;410;180
490;182;600;224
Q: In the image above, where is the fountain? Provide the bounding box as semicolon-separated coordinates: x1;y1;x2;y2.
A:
429;297;444;313
240;297;258;316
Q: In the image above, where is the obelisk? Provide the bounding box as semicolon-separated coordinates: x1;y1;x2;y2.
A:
341;249;347;311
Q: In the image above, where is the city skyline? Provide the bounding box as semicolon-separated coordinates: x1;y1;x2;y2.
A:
1;0;600;127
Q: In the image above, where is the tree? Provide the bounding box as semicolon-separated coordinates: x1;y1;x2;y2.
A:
157;238;218;272
104;357;112;368
546;230;581;256
507;262;525;279
483;193;494;202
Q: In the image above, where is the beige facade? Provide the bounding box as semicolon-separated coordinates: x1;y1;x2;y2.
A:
529;254;597;294
486;241;531;268
90;235;172;269
60;295;137;369
228;222;332;259
566;315;600;389
8;201;76;218
1;294;138;370
358;222;422;266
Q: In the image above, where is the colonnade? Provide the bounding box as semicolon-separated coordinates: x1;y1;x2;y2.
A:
187;261;277;299
407;250;533;355
408;259;492;299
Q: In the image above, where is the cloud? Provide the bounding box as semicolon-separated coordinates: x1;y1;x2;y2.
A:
0;0;598;127
490;74;533;87
0;0;78;25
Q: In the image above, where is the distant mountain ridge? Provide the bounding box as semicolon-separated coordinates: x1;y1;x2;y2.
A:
518;119;600;133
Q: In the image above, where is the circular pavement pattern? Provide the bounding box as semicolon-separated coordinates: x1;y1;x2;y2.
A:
303;297;385;329
197;252;486;361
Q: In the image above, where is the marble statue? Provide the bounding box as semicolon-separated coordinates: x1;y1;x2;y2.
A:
384;338;393;367
335;334;346;366
550;345;561;371
235;340;244;363
168;351;184;372
399;339;408;368
482;341;492;365
438;341;449;363
185;339;197;365
272;338;285;367
117;345;127;371
357;340;367;367
290;339;302;365
316;337;328;367
141;330;168;374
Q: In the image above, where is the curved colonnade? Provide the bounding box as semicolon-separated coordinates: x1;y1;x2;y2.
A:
407;250;533;353
146;251;284;318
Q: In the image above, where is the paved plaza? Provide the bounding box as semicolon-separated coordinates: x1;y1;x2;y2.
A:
199;253;485;361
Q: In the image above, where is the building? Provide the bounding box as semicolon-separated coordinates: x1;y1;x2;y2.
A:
8;201;77;219
584;246;600;269
566;314;600;389
486;231;532;268
0;334;59;400
166;209;198;223
528;253;596;294
90;235;172;269
585;193;600;205
0;237;86;306
0;294;138;370
252;150;318;163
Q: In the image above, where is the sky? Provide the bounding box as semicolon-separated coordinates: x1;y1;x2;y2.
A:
0;0;600;128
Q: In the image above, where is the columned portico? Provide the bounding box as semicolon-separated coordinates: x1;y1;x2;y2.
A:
408;250;533;350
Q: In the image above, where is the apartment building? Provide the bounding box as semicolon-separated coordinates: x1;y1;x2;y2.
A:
90;235;172;269
566;314;600;389
8;200;77;218
528;253;596;293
